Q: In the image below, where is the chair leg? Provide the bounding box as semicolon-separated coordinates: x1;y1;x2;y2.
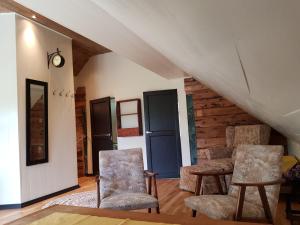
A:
214;175;224;195
148;208;151;213
192;210;197;217
156;206;160;214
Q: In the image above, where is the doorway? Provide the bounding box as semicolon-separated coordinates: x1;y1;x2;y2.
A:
143;89;182;178
90;97;116;174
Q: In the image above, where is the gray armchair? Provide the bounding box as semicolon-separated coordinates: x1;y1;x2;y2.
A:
185;144;283;224
96;148;159;213
180;124;271;194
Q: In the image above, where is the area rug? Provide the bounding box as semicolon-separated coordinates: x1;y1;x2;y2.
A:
42;191;97;209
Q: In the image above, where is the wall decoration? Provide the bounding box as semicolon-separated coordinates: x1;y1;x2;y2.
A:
116;99;143;137
26;79;48;166
47;48;65;68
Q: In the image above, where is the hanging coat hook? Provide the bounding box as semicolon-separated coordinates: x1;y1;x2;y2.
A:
59;89;64;96
65;90;70;97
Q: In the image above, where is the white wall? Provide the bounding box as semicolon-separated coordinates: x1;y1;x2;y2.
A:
0;14;77;205
0;14;22;205
15;15;78;203
75;53;190;173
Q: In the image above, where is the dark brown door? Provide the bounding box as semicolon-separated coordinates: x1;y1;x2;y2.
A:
90;97;113;174
144;89;182;178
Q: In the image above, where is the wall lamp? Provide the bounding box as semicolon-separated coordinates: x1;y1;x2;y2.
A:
47;48;65;68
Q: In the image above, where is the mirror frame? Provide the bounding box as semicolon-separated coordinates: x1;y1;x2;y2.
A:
26;78;48;166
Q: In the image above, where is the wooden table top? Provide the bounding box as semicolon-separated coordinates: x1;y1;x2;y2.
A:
6;205;267;225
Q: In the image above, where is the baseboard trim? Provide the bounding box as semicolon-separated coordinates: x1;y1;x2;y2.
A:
0;184;80;210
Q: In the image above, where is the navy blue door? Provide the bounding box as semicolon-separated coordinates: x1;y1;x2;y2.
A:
143;90;182;178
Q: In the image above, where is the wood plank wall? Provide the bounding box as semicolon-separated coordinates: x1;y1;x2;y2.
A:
75;87;87;177
185;78;266;161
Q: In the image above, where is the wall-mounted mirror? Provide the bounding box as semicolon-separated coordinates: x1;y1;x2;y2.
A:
26;79;48;166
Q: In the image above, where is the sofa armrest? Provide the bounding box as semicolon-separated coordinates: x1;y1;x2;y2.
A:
205;147;233;160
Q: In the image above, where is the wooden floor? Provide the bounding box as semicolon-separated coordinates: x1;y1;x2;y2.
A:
0;177;294;225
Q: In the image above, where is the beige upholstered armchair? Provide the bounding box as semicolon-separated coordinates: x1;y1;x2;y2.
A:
95;148;160;213
185;145;283;224
180;124;271;194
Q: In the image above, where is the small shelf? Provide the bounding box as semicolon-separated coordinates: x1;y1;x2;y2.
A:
116;99;143;137
117;128;140;137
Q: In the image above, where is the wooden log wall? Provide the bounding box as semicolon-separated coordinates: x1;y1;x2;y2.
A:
184;78;287;162
75;87;87;177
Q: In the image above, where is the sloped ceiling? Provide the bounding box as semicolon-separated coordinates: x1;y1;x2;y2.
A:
15;0;185;79
16;0;300;143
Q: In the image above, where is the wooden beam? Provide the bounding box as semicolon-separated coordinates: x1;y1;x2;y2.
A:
0;4;10;13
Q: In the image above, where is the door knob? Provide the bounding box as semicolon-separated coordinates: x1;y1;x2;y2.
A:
146;131;152;134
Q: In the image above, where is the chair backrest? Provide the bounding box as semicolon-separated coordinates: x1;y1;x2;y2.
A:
226;125;271;148
99;148;147;200
228;145;283;218
227;124;271;160
233;125;271;147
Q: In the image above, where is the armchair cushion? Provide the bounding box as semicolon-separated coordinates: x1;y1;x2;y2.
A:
100;193;158;210
184;195;265;220
99;149;147;200
233;125;271;147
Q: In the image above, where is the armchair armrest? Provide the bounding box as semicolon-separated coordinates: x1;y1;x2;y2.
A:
144;170;158;177
231;179;283;187
205;147;233;160
190;169;233;176
144;170;159;199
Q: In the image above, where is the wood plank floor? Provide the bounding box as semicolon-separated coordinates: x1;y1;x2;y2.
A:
0;177;294;225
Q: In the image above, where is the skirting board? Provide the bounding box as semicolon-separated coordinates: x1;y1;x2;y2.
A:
0;184;80;210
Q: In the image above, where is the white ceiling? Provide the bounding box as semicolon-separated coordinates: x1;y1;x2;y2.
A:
16;0;300;143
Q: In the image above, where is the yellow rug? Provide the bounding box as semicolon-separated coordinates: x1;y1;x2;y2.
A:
29;212;179;225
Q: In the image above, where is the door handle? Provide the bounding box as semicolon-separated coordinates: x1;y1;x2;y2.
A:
146;131;152;134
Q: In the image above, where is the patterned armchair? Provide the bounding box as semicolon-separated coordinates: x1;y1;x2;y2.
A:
185;145;283;224
180;124;271;194
96;148;159;213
